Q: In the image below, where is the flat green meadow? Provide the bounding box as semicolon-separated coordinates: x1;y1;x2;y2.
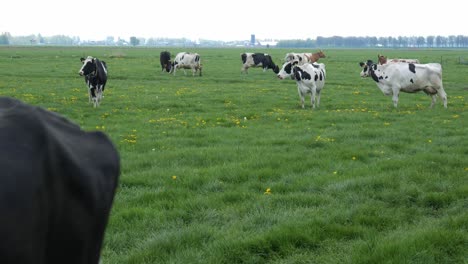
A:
0;46;466;263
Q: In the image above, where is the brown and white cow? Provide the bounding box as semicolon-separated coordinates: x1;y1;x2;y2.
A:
359;60;447;108
171;52;202;76
284;50;326;64
377;54;420;65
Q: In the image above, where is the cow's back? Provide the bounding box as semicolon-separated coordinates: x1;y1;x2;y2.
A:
0;97;120;264
384;62;442;81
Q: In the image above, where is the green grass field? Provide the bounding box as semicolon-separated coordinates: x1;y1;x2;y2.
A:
0;46;467;263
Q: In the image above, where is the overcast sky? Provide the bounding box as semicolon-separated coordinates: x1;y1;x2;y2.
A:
1;0;466;41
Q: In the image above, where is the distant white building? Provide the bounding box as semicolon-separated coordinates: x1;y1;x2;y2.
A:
257;39;278;47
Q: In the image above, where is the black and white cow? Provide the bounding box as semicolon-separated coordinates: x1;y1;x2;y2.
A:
240;53;280;74
359;60;447;108
0;96;120;264
160;51;172;72
278;60;326;109
79;56;108;107
170;52;202;76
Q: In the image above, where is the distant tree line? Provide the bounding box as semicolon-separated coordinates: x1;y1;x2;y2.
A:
276;35;468;48
2;32;468;48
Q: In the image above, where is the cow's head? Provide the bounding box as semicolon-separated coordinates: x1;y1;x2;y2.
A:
79;56;96;76
164;60;172;72
377;54;387;64
359;60;375;78
272;64;280;74
277;60;299;80
317;50;326;59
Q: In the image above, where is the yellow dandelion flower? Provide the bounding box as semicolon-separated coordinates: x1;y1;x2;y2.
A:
264;188;271;195
352;156;356;160
428;139;432;143
172;175;177;180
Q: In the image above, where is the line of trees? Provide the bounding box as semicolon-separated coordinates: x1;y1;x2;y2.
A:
276;35;468;48
2;32;468;48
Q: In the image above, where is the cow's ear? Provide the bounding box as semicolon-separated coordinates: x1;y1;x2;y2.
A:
80;57;85;63
359;62;365;67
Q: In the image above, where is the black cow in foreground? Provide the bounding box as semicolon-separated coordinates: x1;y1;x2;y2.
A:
241;52;280;74
79;56;108;107
160;51;172;72
0;97;120;264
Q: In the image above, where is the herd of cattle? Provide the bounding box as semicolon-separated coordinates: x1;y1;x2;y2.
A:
78;50;448;109
0;47;451;264
0;50;449;264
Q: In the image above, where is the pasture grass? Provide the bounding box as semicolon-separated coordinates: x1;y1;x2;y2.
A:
0;46;467;263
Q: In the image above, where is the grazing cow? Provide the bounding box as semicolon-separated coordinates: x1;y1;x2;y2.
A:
284;53;310;65
359;60;447;108
170;52;202;76
0;96;120;264
278;60;326;109
240;52;280;74
160;51;172;72
284;50;326;64
79;56;108;107
378;54;420;65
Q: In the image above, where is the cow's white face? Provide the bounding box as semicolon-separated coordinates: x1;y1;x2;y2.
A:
79;56;95;76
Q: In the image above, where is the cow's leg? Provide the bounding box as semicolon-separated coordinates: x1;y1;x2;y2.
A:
429;94;437;108
88;88;92;104
316;89;321;108
241;65;248;74
97;86;103;106
297;86;305;109
392;88;400;108
89;87;98;107
87;81;92;104
438;85;448;108
311;88;316;109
